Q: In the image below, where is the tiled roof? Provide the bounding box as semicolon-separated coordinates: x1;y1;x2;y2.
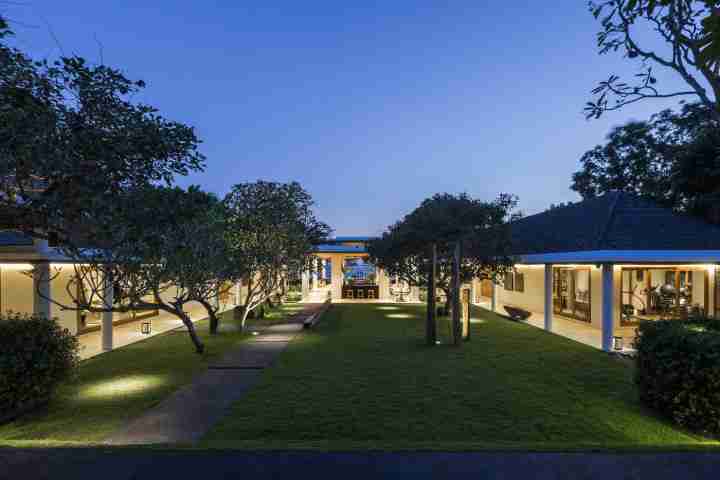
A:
509;192;720;255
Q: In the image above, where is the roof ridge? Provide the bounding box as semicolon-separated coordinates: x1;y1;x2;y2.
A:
595;191;621;250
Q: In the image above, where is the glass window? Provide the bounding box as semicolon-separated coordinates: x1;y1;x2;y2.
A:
620;267;708;326
503;271;514;291
553;267;591;323
515;272;525;293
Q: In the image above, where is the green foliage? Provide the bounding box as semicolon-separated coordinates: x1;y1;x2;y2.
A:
285;291;302;303
369;193;518;295
635;317;720;435
0;313;79;420
224;181;329;323
672;128;720;223
0;15;205;249
571;103;720;224
0;313;269;443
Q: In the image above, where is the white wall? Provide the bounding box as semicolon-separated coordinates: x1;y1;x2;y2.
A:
1;264;81;335
496;266;545;313
691;269;707;309
1;265;34;316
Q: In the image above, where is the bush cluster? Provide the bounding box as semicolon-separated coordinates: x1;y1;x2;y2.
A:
635;317;720;435
0;313;79;421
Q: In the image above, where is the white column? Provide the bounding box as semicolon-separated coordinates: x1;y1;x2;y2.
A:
301;270;310;300
32;262;51;319
331;257;343;301
708;265;715;318
490;281;497;312
601;263;615;352
544;264;553;331
408;284;421;302
377;268;391;300
102;272;114;352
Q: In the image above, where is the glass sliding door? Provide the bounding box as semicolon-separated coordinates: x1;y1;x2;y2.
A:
552;267;592;323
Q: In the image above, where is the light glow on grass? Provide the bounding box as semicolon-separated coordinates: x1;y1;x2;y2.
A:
376;306;400;311
78;375;168;400
385;313;415;319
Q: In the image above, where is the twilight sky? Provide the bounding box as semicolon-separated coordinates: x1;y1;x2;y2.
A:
6;1;688;235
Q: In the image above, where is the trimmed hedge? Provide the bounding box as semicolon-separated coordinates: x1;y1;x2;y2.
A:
635;317;720;435
0;313;79;423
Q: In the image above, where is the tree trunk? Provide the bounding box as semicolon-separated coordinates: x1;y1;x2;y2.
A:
452;240;462;346
240;304;251;330
426;243;437;346
176;308;205;354
199;299;220;334
440;286;452;317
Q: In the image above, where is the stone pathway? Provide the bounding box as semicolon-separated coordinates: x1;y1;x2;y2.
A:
105;303;324;446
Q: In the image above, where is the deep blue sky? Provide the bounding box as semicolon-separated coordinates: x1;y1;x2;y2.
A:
6;1;688;235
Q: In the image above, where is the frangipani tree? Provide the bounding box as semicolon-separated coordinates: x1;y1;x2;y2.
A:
0;16;205;247
369;193;518;346
0;18;227;352
224;181;329;329
29;186;236;354
587;0;720;120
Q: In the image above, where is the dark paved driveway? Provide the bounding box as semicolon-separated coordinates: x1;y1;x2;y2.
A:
2;449;720;480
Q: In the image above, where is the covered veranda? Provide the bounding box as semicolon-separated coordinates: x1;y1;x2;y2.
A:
303;237;420;303
474;297;604;350
77;302;210;360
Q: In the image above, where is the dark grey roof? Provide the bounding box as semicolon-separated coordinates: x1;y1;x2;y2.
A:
0;230;33;247
509;192;720;255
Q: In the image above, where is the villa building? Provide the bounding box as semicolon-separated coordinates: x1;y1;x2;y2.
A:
305;194;720;354
0;232;244;359
472;192;720;352
4;192;720;357
302;236;420;303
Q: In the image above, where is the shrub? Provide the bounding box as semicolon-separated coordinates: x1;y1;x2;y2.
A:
0;312;79;422
285;291;302;303
635;317;720;435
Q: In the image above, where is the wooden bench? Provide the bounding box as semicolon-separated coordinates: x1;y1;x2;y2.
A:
503;305;531;322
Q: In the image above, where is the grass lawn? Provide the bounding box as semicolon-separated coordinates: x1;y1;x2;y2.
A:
201;303;720;451
0;303;298;447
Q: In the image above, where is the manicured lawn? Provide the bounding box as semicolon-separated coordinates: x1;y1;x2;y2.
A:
0;304;297;447
201;303;719;450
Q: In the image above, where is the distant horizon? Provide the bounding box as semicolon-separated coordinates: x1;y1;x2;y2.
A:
4;1;690;236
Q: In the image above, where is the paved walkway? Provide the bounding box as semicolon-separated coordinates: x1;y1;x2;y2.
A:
105;303;325;446
2;450;720;480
